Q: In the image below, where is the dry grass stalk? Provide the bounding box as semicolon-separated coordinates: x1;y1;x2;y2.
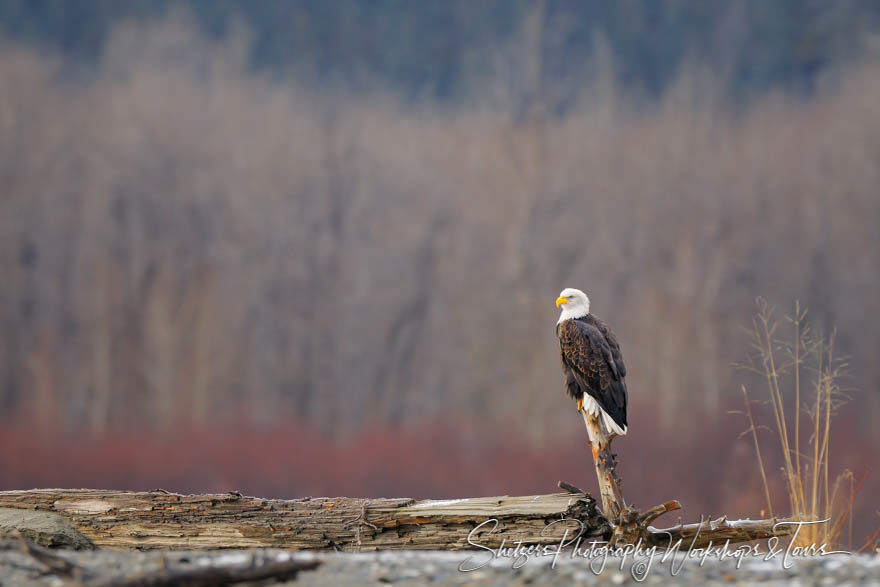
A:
735;299;854;548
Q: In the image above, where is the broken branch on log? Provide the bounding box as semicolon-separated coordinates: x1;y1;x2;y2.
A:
557;481;585;495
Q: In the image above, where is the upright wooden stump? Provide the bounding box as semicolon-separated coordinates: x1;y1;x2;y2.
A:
580;409;625;520
579;408;688;545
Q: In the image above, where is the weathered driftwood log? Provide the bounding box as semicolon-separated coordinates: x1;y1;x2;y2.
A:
0;489;606;551
647;515;802;550
0;489;796;552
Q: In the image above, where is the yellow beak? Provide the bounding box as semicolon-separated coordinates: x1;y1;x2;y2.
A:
555;296;568;307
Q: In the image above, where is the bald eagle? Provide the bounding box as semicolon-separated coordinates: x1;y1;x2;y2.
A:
555;288;628;438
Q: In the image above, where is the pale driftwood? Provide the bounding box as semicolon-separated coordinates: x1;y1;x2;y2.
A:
0;489;795;552
0;489;606;551
648;515;800;550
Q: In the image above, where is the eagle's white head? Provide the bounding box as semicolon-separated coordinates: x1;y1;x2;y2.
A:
556;287;590;323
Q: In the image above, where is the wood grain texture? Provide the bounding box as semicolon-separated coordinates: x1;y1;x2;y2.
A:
0;489;795;551
0;489;606;551
648;515;799;549
581;408;624;520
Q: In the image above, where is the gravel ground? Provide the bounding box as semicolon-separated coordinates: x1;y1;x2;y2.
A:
307;550;880;586
1;548;879;586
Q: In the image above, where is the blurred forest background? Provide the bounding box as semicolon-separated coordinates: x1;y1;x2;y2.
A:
1;1;879;545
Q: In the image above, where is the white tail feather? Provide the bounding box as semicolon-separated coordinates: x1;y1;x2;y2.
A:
582;393;627;436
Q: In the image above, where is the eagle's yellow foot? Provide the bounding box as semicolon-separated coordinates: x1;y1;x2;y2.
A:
577;396;584;412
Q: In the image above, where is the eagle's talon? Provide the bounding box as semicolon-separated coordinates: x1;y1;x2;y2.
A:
576;396;584;412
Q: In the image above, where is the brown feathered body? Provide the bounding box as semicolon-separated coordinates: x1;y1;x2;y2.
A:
557;313;628;435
